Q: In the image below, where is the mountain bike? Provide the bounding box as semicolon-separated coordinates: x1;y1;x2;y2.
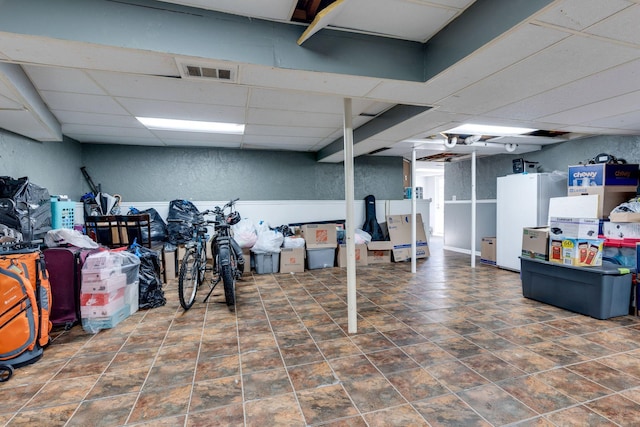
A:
173;199;244;311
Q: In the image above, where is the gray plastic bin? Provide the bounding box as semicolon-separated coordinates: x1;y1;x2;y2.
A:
520;257;633;319
253;252;280;274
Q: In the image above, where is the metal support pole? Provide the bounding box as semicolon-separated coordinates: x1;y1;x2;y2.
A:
471;150;477;268
411;148;417;274
343;98;357;333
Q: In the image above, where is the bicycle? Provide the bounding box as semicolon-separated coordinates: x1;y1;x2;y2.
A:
174;199;244;311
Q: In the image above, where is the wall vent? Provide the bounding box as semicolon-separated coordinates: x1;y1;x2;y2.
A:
176;59;237;83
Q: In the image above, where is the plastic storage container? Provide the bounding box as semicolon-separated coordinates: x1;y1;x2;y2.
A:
253;252;280;274
520;257;633;319
306;248;336;269
50;198;76;229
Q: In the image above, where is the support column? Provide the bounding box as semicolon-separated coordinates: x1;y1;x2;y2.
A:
343;98;357;333
411;148;417;274
471;150;477;268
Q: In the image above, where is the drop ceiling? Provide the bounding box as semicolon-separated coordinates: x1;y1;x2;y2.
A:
0;0;639;163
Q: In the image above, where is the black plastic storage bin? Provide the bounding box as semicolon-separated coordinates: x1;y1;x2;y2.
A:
520;257;634;320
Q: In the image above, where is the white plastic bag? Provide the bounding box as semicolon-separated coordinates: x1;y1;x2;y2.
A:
354;229;372;245
45;229;99;249
251;221;284;253
284;236;305;248
232;218;258;248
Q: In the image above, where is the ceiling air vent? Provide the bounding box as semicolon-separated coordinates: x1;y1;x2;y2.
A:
176;59;237;83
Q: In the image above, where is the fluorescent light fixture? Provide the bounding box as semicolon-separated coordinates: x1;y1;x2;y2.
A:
446;124;535;136
137;117;245;134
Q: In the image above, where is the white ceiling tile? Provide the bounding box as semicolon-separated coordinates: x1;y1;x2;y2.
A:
245;124;333;138
62;124;156;138
24;66;106;94
539;89;640;125
574;108;640;130
332;0;458;42
585;4;640;45
247;107;341;128
441;35;640;115
0;93;22;109
487;58;640;121
52;111;143;128
242;134;323;146
365;81;436;106
240;64;381;98
163;139;241;148
248;88;343;113
89;70;249;106
535;0;632;31
116;98;246;122
0;110;60;141
424;24;570;103
0;34;180;76
39;91;129;115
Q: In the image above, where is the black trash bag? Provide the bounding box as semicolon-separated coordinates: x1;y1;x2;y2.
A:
0;176;51;241
128;244;166;309
129;207;168;242
166;199;200;245
273;224;294;238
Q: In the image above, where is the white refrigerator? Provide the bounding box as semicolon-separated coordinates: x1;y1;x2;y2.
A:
496;173;567;271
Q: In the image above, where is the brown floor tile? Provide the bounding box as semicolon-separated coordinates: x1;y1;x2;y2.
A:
65;393;135;426
187;404;244;426
242;367;293;401
532;367;611;402
544;405;617;426
189;376;243;412
296;384;358;425
458;383;538;425
413;393;492;427
6;403;78;427
245;392;305;426
127;383;191;423
385;367;448;402
287;361;338;391
341;375;406;413
362;404;429;426
585;394;640;425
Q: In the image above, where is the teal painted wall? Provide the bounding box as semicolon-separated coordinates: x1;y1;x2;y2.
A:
0;129;83;197
80;145;403;202
445;135;640;200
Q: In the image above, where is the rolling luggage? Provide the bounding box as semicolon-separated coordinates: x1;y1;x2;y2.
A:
44;245;102;329
0;244;52;382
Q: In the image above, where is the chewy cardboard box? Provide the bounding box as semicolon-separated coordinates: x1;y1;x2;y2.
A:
386;214;430;262
366;241;393;264
279;247;305;273
480;237;496;265
337;244;368;267
521;227;550;261
568;163;638;218
549;238;604;267
300;224;338;249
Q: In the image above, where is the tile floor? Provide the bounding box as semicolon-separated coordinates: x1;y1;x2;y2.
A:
3;238;640;426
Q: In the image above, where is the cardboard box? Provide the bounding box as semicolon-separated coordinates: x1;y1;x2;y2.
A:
609;212;640;222
280;247;305;273
549;217;600;240
81;273;127;293
521;227;549;261
548;237;604;266
80;296;126;317
337;244;368;267
82;303;130;332
568;163;638;218
602;221;640;239
163;249;177;280
366;241;393;264
301;224;338;249
480;237;496;265
80;287;126;306
386;214;429;262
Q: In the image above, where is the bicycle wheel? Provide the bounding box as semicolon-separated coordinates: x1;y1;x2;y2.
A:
179;248;200;310
221;264;235;309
